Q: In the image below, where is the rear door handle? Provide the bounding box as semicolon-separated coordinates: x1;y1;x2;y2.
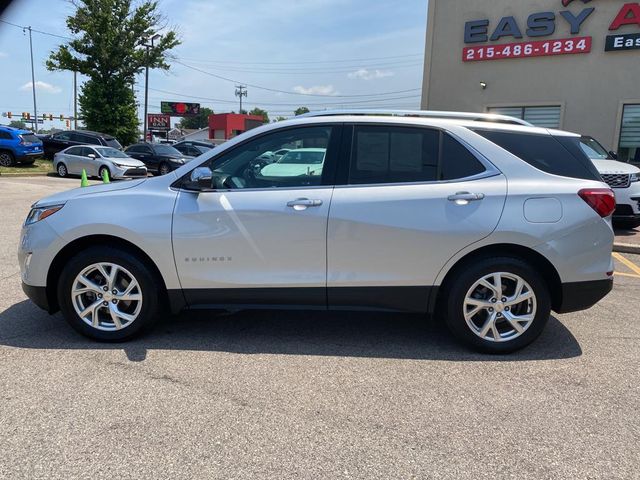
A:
286;198;323;210
447;192;485;204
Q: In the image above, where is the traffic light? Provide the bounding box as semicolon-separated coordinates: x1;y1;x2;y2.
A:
26;112;30;120
65;119;70;128
7;112;11;119
59;114;64;121
48;114;52;121
42;113;47;120
22;112;27;119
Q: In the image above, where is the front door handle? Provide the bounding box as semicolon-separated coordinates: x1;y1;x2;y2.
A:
286;198;323;211
447;192;485;205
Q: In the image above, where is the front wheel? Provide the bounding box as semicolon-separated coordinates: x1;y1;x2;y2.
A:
98;165;111;181
57;246;160;341
158;162;171;175
444;257;551;354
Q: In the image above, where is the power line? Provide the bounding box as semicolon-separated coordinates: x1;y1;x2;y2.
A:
0;19;73;40
175;60;421;98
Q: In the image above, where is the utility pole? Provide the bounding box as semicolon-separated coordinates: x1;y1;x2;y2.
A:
143;34;161;142
25;26;38;133
235;85;247;113
73;70;77;130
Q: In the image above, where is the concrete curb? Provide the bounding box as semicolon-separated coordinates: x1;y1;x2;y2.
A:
0;172;52;177
613;242;640;255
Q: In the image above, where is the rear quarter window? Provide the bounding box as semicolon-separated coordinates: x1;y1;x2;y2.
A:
473;129;601;181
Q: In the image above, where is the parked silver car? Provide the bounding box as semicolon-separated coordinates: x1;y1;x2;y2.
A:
54;145;147;179
19;111;615;353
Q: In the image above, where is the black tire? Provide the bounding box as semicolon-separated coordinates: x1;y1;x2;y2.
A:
98;165;111;181
57;246;161;341
613;219;640;230
21;159;36;166
443;256;551;354
57;163;68;177
0;150;15;167
158;162;171;176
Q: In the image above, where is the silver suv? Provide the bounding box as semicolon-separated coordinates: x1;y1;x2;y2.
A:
18;111;615;353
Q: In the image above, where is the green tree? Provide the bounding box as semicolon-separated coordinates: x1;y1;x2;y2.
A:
178;107;214;129
249;107;269;123
8;120;27;129
294;106;310;116
46;0;180;146
273;116;287;122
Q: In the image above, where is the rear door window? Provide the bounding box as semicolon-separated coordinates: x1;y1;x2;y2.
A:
474;129;601;181
66;146;83;156
348;125;486;185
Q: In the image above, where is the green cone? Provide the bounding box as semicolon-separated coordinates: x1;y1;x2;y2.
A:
101;168;110;184
80;169;89;187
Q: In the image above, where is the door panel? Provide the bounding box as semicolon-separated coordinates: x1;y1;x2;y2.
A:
172;188;333;306
327;175;507;310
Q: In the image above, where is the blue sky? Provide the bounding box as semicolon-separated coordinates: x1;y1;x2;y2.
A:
0;0;427;130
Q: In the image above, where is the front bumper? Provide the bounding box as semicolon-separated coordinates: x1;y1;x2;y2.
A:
555;278;613;314
22;281;52;312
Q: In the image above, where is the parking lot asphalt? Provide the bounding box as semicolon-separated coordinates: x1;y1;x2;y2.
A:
0;176;638;480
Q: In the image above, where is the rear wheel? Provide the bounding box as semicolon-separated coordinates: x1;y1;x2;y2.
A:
444;257;550;353
158;162;171;176
0;150;15;167
58;246;160;341
57;163;68;177
613;219;640;230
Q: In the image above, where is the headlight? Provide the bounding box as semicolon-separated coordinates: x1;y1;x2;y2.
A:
630;172;639;183
25;204;64;226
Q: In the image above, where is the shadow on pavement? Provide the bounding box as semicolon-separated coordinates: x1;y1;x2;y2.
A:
0;300;582;363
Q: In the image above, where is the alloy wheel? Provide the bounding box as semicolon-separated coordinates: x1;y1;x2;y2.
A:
0;152;13;167
463;272;537;343
57;164;67;177
71;262;143;331
159;163;170;175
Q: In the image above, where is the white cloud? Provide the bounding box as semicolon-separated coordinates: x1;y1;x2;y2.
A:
19;81;62;94
292;85;338;96
347;68;395;80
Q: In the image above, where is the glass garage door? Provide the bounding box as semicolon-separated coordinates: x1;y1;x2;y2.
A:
488;106;561;129
619;104;640;164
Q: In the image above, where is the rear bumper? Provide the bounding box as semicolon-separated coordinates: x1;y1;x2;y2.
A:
555;278;613;314
15;151;43;162
22;281;53;313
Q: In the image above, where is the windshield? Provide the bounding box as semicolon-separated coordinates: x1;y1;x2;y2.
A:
278;150;325;165
154;144;182;156
105;138;122;149
195;145;212;154
579;137;610;159
96;147;129;158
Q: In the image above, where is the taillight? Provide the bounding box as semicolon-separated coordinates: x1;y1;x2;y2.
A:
578;188;616;218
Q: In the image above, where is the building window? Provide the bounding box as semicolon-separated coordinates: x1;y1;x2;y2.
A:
487;106;561;129
618;104;640;164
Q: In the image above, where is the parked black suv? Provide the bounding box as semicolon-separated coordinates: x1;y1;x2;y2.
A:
124;143;193;175
41;130;122;159
173;140;214;157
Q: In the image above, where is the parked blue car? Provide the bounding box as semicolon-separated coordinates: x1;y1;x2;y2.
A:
0;126;44;167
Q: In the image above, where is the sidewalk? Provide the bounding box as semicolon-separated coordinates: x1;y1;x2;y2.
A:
614;227;640;254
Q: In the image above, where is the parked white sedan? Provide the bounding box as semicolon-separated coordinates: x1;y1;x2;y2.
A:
54;145;148;179
260;148;325;177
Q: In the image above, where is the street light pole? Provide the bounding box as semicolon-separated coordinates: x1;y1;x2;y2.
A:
73;70;77;130
142;34;161;143
25;26;38;133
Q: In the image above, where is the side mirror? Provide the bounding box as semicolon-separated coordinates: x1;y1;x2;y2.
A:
87;153;96;159
609;151;618;160
184;166;213;190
